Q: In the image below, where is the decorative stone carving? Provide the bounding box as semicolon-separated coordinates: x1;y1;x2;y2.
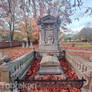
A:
38;15;61;56
36;15;65;78
29;41;33;49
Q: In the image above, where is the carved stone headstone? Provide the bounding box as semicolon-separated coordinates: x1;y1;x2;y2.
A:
22;38;33;48
38;15;61;56
36;15;65;78
22;41;25;48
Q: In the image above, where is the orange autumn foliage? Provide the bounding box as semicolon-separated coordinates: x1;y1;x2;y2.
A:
54;1;59;7
19;18;39;40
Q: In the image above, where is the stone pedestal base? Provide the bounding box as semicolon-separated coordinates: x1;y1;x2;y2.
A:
35;55;66;79
0;65;9;83
39;66;63;75
39;45;61;57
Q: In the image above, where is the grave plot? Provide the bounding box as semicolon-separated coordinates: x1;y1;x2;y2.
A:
19;58;81;92
14;15;85;92
0;15;86;92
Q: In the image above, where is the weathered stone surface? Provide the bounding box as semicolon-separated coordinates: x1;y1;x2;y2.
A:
0;65;9;83
40;55;60;66
38;15;61;56
36;15;65;79
38;55;66;79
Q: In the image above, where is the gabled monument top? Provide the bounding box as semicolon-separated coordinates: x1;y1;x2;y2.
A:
38;15;58;24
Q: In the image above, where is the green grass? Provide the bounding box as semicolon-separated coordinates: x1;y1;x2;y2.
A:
62;42;92;49
62;42;87;45
78;44;92;49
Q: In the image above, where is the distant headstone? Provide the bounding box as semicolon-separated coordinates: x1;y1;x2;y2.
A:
38;15;61;56
36;15;65;79
22;38;33;48
22;41;25;48
26;41;29;48
22;38;29;48
29;41;33;49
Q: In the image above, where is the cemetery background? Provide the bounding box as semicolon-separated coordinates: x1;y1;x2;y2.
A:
0;0;92;92
0;15;91;92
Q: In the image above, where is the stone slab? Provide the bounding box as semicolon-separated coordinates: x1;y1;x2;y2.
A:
40;55;60;66
37;55;66;79
39;66;64;75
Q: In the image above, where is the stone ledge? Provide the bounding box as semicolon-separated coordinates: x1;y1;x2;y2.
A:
37;55;66;79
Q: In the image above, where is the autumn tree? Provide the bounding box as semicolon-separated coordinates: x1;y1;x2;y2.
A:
0;0;92;42
0;0;21;43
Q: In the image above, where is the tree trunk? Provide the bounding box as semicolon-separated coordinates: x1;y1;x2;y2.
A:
27;32;30;46
32;0;37;19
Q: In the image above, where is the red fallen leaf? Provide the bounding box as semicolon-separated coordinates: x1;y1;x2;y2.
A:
61;89;69;92
43;75;52;80
27;70;32;76
0;72;1;82
20;88;26;92
20;58;81;92
69;88;81;92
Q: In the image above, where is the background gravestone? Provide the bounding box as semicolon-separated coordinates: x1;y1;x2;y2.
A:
38;15;61;56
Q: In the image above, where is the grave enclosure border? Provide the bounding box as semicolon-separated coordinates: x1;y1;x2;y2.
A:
66;50;92;92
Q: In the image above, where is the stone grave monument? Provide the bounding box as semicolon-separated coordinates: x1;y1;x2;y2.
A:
36;15;66;79
22;38;33;49
38;55;66;79
38;15;61;56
